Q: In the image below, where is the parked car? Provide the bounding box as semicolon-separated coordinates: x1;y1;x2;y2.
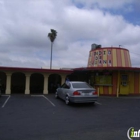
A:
55;81;98;105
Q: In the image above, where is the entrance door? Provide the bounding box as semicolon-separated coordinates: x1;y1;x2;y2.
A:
119;74;129;95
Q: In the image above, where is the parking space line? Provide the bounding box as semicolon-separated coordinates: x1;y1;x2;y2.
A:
2;95;11;108
31;95;43;97
42;95;56;107
2;95;10;97
31;95;56;107
95;101;102;105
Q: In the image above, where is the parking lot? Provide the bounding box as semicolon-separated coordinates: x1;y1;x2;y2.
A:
0;94;140;140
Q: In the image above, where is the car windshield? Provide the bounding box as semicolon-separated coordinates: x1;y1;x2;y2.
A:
72;82;92;88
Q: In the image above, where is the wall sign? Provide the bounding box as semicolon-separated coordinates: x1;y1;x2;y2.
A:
90;50;112;66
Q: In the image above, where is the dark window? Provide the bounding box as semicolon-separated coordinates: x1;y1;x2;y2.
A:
121;75;128;81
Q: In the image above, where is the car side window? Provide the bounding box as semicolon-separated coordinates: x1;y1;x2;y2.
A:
61;83;70;89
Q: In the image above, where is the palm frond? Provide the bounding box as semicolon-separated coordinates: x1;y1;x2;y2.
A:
48;29;57;42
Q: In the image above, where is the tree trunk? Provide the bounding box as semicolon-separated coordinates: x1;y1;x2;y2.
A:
50;42;53;69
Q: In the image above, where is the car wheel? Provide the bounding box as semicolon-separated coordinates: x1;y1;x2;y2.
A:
55;92;59;99
65;96;70;105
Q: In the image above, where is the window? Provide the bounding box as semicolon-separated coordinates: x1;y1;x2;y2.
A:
95;71;112;85
121;75;128;81
121;75;128;86
72;82;92;88
61;83;70;89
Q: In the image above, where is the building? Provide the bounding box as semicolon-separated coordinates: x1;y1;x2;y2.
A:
0;66;72;95
73;44;140;96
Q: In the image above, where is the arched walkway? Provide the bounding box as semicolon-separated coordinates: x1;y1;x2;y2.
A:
48;74;61;93
11;72;25;94
0;71;6;93
30;73;44;94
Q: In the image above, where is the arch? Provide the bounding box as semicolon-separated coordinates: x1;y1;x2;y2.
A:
11;72;25;94
48;74;61;93
0;71;6;94
30;73;44;94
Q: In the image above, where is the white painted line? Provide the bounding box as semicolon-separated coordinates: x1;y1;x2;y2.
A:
2;95;10;97
31;95;43;97
95;101;102;105
42;95;56;107
31;94;55;107
2;95;11;108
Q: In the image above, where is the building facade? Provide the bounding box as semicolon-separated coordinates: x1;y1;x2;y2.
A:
74;44;140;96
0;67;72;95
87;46;131;67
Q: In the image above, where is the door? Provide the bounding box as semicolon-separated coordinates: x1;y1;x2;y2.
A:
119;74;129;95
58;83;70;100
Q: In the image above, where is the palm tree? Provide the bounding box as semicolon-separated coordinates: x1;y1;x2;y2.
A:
48;29;57;69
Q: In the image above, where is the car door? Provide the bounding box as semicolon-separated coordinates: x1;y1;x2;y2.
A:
58;83;66;99
57;87;63;98
60;83;70;100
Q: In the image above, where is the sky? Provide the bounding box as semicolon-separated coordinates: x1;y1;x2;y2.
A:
0;0;140;69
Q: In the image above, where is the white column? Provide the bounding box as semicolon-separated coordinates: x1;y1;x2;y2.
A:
25;74;31;94
43;74;48;94
61;75;66;85
6;73;12;94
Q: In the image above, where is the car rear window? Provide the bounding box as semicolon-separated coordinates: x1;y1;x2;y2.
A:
72;83;92;88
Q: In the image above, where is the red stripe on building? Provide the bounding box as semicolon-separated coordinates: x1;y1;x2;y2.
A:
111;49;114;67
116;49;122;67
112;72;118;95
134;73;139;94
103;86;109;94
124;50;129;67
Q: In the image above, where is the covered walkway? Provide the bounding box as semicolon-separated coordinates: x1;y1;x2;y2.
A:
0;66;72;94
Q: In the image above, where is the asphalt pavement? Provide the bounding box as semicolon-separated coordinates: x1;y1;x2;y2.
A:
0;94;140;140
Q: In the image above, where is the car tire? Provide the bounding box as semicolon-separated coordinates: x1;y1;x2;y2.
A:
65;96;70;105
55;92;59;99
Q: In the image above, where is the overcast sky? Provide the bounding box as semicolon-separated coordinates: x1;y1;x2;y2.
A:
0;0;140;69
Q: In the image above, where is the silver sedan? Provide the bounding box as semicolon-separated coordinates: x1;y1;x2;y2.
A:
55;81;98;105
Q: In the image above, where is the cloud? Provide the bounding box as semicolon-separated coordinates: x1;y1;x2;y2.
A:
0;0;140;68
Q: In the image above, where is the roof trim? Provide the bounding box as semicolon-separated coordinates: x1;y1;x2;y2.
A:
74;66;140;72
90;47;129;52
0;66;73;74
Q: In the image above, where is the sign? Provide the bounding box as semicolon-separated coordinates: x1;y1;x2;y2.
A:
127;127;140;140
89;49;112;66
